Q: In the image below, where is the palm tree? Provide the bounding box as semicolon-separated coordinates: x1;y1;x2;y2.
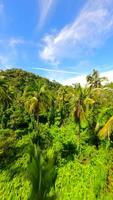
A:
86;69;107;89
72;84;88;138
48;98;55;127
26;95;40;123
98;116;113;140
56;87;70;126
25;83;49;129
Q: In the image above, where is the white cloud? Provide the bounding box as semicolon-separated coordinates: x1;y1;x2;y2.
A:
38;0;56;29
62;69;113;86
62;75;87;86
40;0;113;64
101;70;113;83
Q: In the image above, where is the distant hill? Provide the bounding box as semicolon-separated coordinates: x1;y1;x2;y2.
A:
0;68;61;93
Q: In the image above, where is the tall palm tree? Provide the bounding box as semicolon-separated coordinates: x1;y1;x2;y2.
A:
25;83;49;129
86;69;107;89
56;86;71;126
73;84;88;137
48;98;55;127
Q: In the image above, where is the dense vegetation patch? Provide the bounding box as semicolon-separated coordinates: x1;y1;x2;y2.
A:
0;69;113;199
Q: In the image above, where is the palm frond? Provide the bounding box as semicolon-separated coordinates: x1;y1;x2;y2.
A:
98;116;113;139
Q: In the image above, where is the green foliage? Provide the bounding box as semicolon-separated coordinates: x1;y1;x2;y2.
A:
31;125;53;150
0;134;31;200
28;144;57;200
55;148;113;200
0;68;113;199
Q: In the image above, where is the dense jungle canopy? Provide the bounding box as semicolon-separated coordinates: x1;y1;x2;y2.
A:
0;68;113;200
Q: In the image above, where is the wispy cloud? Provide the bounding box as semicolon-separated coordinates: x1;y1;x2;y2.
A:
0;1;4;15
8;38;26;48
38;0;56;29
0;37;32;68
33;67;81;75
40;0;113;65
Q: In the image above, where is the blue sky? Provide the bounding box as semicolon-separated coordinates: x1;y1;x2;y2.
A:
0;0;113;85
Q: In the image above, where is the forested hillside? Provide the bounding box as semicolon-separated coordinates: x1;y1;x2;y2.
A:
0;68;113;200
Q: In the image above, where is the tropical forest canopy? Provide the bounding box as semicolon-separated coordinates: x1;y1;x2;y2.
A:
0;68;113;199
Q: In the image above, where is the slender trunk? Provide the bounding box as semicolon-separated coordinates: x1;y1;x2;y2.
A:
37;98;40;133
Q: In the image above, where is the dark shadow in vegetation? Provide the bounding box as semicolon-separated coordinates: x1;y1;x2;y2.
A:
0;141;28;170
39;114;48;124
86;134;100;149
61;142;78;161
110;134;113;143
15;128;28;139
32;131;53;150
7;164;28;181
